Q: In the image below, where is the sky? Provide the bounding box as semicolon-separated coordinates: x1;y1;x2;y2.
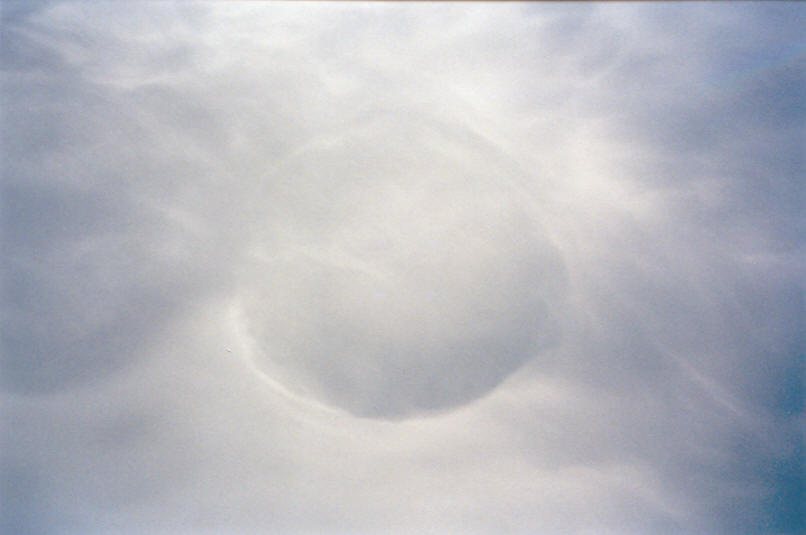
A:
1;2;804;534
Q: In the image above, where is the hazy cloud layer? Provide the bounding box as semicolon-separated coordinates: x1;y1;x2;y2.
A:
2;2;803;534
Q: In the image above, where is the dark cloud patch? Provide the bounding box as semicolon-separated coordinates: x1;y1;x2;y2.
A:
0;0;54;27
0;463;55;535
0;108;229;394
1;4;237;395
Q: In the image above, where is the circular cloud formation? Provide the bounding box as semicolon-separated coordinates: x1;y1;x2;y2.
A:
237;110;566;418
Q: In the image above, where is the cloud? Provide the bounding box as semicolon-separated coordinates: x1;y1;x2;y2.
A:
2;2;803;534
233;107;567;418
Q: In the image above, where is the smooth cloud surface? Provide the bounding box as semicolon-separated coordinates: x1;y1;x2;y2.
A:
2;2;804;534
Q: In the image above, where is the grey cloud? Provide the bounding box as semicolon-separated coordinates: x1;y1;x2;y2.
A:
2;2;803;534
1;3;235;394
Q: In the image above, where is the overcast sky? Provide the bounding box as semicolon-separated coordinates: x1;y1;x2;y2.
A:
1;2;804;534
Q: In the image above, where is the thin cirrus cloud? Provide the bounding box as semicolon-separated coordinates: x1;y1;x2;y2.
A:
1;2;803;535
